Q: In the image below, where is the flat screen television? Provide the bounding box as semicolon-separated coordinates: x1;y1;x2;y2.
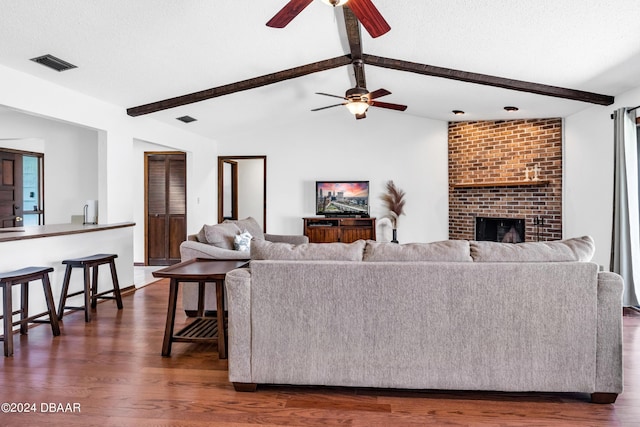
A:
315;181;370;217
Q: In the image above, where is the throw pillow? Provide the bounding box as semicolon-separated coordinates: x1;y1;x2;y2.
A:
195;225;208;243
224;217;265;240
363;240;473;262
251;239;365;261
469;235;596;262
203;222;242;250
233;230;253;252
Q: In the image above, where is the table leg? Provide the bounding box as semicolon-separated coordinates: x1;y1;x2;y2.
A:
197;281;205;317
162;278;179;357
215;278;227;359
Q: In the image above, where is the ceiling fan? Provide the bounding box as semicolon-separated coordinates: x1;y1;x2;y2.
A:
312;86;407;119
267;0;391;38
312;52;407;120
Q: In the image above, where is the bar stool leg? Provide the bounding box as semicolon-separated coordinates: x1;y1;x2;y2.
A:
57;265;73;320
83;265;91;323
20;282;29;335
42;274;61;336
91;264;99;309
3;284;13;357
109;260;123;310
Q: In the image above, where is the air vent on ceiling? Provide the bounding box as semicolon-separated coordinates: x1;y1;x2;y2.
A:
176;115;197;123
30;54;77;72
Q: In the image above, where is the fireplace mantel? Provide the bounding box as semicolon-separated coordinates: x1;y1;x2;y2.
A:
451;180;550;189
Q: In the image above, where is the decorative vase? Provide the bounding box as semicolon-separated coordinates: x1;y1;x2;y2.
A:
391;229;398;244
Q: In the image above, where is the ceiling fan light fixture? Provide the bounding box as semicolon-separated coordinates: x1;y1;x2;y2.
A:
504;106;519;112
320;0;349;6
452;110;465;115
345;100;369;115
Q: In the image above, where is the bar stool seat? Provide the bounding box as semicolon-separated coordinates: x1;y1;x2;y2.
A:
57;254;123;323
0;266;61;357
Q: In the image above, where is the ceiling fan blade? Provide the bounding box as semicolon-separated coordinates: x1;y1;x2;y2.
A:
266;0;314;28
371;100;407;111
368;88;391;100
355;112;367;120
311;103;346;112
347;0;391;38
316;92;348;100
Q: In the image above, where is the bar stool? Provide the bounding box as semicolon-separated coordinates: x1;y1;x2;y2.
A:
57;254;123;323
0;266;61;357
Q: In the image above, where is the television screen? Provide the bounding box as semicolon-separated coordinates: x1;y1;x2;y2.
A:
315;181;369;217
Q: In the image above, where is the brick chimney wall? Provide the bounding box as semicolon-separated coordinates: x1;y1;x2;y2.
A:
448;118;563;241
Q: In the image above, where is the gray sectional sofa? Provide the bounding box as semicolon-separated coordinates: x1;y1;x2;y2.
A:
179;217;308;314
224;236;623;403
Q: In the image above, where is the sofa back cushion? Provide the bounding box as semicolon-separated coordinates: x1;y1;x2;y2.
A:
470;235;595;262
224;217;265;240
363;240;473;262
251;239;365;261
202;222;241;250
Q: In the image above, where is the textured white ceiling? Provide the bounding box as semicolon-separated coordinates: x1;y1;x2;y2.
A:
1;0;639;138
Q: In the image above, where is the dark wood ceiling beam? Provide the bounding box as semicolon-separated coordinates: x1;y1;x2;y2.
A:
127;55;352;116
362;54;615;106
343;7;366;89
344;8;362;60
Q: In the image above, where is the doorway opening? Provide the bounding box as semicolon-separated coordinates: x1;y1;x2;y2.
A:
218;156;266;231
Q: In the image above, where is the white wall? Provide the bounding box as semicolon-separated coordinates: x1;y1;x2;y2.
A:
0;64;217;266
6;59;631;267
217;110;449;243
565;85;640;269
237;158;265;227
0;111;99;224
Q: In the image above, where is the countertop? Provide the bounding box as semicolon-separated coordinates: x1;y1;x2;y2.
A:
0;222;135;243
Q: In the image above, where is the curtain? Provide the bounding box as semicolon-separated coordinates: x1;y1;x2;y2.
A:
610;107;640;307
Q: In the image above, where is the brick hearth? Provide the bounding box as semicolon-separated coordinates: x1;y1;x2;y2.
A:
448;118;562;242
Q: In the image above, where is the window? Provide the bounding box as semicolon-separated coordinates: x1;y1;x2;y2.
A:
22;155;44;225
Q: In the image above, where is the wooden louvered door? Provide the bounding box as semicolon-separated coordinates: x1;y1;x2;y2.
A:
145;152;186;265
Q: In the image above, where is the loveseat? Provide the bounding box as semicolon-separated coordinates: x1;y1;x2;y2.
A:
179;217;308;313
224;236;623;403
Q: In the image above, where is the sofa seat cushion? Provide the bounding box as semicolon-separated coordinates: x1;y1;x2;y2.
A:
202;222;242;250
364;240;473;262
251;239;365;261
470;236;595;262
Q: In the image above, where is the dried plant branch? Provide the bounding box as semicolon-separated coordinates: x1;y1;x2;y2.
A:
380;180;406;228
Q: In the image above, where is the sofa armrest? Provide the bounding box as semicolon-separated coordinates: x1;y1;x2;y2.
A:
179;240;249;261
595;271;624;395
225;267;253;383
265;234;309;245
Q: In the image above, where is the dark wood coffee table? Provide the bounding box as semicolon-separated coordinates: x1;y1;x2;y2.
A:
152;258;249;359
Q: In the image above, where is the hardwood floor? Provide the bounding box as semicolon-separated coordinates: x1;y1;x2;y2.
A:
1;280;639;426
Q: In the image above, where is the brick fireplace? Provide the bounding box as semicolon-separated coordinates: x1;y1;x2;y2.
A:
448;118;562;242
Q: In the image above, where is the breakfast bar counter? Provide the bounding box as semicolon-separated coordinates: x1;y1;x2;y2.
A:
0;222;135;243
0;222;135;331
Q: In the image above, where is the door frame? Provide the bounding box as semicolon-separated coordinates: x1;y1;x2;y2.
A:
0;148;44;228
220;159;238;221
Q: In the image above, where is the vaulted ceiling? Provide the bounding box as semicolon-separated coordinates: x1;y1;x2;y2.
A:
2;1;640;139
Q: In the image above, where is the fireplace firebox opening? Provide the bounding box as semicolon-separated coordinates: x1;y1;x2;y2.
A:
475;217;525;243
